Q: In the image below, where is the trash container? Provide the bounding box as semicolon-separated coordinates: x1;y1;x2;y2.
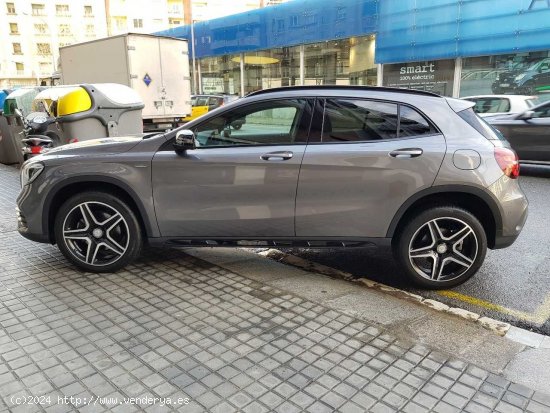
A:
0;89;12;115
1;87;44;165
57;83;144;143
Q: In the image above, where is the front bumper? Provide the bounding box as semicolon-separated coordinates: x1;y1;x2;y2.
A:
16;182;51;244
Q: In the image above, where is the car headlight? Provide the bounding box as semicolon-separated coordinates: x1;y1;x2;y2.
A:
515;73;526;81
20;162;44;187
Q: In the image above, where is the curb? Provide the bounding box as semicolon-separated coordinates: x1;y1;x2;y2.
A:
257;248;512;337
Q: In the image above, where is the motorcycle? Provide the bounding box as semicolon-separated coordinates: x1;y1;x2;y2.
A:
15;109;61;160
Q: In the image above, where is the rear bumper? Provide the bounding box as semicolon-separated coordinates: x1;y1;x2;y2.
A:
488;175;528;247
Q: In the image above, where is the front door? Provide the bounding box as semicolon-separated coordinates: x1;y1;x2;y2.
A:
296;98;447;238
152;99;313;238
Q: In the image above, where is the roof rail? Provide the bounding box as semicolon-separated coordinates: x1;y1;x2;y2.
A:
246;85;442;98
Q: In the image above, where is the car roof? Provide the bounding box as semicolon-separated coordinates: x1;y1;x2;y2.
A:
246;85;442;99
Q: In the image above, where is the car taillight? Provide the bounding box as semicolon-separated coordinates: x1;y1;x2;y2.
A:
494;147;520;179
31;146;43;154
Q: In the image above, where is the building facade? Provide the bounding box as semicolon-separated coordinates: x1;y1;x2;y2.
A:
158;0;550;101
0;0;288;88
0;0;108;88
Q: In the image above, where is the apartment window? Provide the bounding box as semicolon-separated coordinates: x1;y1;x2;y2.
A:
56;4;70;16
39;62;52;74
6;2;15;14
114;17;127;30
12;43;22;54
84;5;93;16
9;23;19;34
31;3;45;16
58;24;71;36
16;62;24;74
86;24;94;36
133;19;143;28
34;23;48;35
36;43;52;55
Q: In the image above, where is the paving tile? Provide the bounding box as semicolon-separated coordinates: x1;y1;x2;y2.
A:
0;164;546;413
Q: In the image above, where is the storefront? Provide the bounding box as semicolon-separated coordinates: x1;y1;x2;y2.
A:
158;0;550;102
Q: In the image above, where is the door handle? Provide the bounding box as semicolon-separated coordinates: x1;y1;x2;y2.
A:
260;151;293;161
389;148;423;158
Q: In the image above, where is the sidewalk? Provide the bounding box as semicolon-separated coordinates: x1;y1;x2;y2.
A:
0;163;549;412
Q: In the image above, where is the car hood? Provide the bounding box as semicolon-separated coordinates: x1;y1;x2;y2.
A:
35;135;144;162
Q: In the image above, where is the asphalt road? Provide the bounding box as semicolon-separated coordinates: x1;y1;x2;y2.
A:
289;165;550;335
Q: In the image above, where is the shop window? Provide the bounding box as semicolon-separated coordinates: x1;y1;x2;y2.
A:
383;59;455;96
461;53;550;100
322;99;398;142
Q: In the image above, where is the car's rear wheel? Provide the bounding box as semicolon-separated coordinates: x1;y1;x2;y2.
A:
54;192;142;272
394;206;487;289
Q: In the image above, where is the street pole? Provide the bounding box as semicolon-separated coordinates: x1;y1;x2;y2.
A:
190;20;198;94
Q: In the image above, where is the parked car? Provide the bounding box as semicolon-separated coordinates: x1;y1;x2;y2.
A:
16;86;527;289
492;58;550;95
487;100;550;163
183;94;239;123
462;95;539;118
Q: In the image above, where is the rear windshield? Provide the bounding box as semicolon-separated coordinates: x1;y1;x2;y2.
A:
457;108;504;140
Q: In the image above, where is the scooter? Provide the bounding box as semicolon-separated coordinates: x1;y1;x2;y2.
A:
15;109;61;160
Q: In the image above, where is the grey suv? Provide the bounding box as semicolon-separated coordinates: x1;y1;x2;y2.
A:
16;86;528;288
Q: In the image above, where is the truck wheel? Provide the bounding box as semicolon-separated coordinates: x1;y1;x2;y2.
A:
54;191;142;273
393;206;487;289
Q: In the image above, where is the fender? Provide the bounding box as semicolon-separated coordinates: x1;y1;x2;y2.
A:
386;184;504;238
42;175;157;239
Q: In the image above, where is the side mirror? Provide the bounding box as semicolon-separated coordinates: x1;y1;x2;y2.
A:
173;130;195;154
516;110;535;120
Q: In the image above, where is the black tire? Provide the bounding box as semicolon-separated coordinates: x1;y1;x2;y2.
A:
393;206;487;289
54;191;142;273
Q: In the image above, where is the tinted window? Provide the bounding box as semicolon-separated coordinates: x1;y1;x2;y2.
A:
322;99;398;142
458;108;502;140
193;99;308;147
399;106;437;137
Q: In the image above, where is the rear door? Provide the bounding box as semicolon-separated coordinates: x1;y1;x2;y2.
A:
295;98;447;238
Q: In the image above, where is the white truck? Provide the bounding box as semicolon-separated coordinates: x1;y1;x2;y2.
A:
59;33;191;132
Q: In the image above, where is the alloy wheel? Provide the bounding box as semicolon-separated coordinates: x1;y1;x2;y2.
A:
62;201;130;267
408;217;478;282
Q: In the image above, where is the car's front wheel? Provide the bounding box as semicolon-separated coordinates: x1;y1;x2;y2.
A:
394;206;487;289
54;192;142;272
